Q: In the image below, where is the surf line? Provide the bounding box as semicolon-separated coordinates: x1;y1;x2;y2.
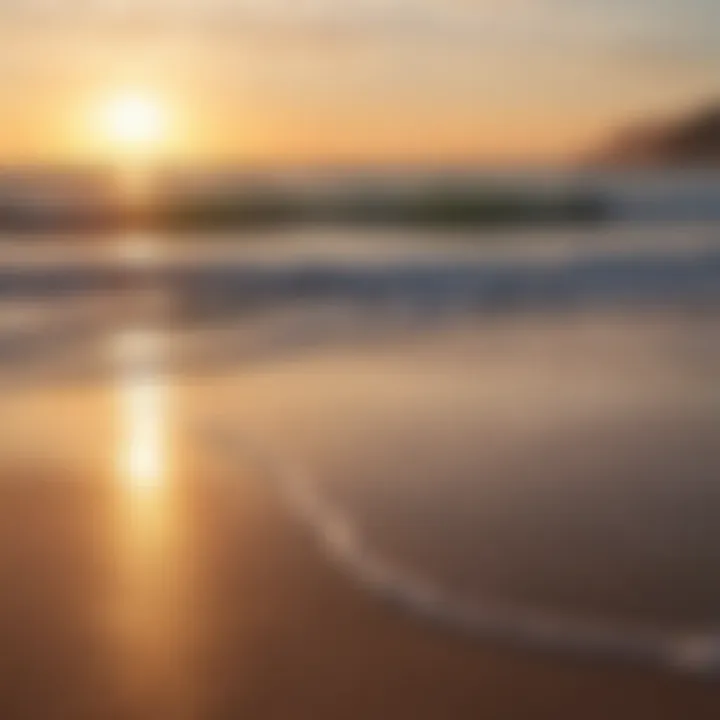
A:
207;421;720;677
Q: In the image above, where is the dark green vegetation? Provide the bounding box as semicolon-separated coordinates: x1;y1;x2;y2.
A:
0;173;609;233
149;185;608;231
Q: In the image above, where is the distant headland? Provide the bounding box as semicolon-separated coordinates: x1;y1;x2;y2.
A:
595;101;720;167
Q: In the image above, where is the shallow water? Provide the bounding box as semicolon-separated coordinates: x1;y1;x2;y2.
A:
207;305;720;669
1;224;720;672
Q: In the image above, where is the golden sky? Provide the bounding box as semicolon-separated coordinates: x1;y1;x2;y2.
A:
1;0;719;164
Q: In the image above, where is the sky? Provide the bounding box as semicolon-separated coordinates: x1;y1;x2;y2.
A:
0;0;718;164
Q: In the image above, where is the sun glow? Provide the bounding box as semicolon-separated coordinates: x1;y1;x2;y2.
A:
101;92;168;155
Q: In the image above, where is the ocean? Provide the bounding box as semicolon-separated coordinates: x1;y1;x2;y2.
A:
0;195;719;674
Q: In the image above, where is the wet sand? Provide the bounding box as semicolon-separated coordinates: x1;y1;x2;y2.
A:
1;421;720;720
0;302;720;719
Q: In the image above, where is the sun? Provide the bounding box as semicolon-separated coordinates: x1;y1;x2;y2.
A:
101;92;167;154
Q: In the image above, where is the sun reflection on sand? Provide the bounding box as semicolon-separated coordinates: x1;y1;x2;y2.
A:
121;377;167;489
111;326;194;714
115;329;169;488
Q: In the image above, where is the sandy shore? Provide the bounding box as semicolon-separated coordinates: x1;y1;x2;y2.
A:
0;252;719;719
0;315;719;719
1;440;720;720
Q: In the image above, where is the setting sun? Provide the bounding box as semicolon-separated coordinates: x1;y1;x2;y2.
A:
101;93;168;154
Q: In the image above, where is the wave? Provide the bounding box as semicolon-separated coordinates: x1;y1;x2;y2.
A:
210;427;720;677
1;241;720;313
176;247;720;313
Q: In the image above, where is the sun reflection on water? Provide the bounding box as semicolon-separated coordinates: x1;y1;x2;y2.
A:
115;328;169;489
121;377;167;489
115;233;164;267
111;326;191;711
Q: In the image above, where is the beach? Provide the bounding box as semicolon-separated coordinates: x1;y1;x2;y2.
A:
2;381;720;720
0;232;719;718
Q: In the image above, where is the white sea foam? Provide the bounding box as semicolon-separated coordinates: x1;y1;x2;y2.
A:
211;426;720;676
